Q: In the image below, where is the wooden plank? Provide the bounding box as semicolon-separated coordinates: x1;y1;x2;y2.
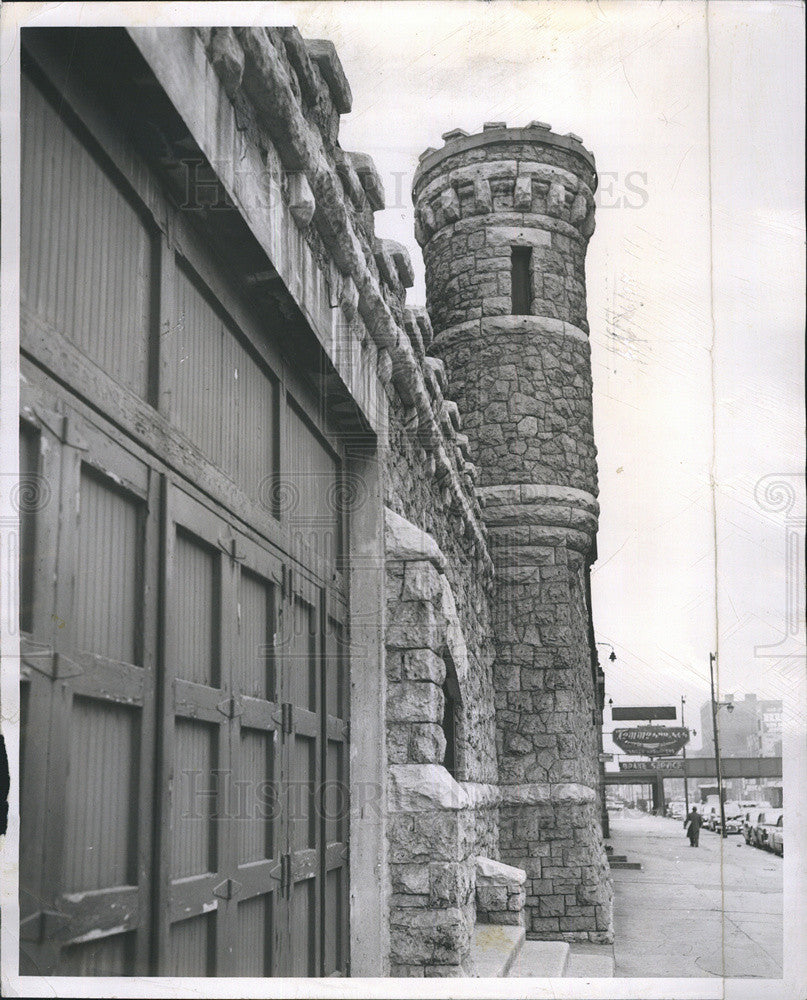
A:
290;847;319;884
56;885;140;944
325;842;348;873
240;696;279;733
35;420;83;973
70;653;146;707
15;406;61;944
215;525;239;976
169;873;219;923
173;679;224;724
133;463;160;973
236;859;282;903
292;706;320;740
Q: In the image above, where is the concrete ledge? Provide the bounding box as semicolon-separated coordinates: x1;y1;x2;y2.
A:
388;764;469;812
508;939;570;978
470;923;526;977
385;507;448;572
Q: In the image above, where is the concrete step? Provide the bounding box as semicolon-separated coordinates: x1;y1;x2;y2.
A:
607;854;628;862
566;948;615;977
470;923;525;977
508;940;570;978
609;860;642;869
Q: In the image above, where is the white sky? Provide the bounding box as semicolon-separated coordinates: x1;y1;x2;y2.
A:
2;2;804;755
290;0;805;753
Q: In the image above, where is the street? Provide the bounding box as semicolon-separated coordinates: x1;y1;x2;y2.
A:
608;809;782;977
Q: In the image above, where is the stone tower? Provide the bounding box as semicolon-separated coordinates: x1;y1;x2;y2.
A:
413;124;613;942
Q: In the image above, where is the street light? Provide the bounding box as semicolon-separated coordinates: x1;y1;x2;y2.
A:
596;642;617;663
681;696;690;814
709;652;734;839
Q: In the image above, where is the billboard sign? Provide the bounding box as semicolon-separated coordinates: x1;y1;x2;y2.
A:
612;726;690;757
611;706;677;721
619;758;684;773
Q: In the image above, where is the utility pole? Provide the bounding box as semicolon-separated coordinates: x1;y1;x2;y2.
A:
709;651;727;839
681;695;690;814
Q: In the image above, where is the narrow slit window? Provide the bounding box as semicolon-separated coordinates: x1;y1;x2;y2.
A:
511;245;533;315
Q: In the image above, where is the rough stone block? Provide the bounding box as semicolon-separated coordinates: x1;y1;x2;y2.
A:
539;895;565;917
391;863;431;895
387;681;443;724
402;561;443;602
403;648;446;683
286;171;315;226
477;885;509;911
409;723;447;764
440;187;461;223
514;175;533;210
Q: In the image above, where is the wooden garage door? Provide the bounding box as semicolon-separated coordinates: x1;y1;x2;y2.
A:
19;50;350;977
18;401;159;976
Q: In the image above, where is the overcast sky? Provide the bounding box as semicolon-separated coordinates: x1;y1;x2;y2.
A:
6;2;804;756
289;0;805;753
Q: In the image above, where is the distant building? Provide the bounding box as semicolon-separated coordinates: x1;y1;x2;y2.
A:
695;692;782;758
694;693;782;803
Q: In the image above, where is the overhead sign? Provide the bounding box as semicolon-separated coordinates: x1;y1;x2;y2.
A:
619;759;684;773
611;706;677;721
599;752;614;762
612;726;690;757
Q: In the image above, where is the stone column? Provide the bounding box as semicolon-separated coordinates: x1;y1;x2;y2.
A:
413;124;613;942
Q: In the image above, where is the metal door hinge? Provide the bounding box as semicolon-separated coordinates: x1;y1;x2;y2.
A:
280;854;292;897
212;877;242;901
216;695;243;720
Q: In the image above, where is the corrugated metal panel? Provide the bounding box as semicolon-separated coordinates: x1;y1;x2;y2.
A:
237;570;273;701
171;261;277;503
18;422;39;635
323;869;342;975
291;736;316;853
75;467;141;664
290;595;316;712
61;932;135;976
174;530;219;687
285;405;341;564
168;913;215;976
63;696;139;892
20;75;153;399
291;881;315;976
238;730;274;863
236;895;272;976
237;344;277;504
324;617;344;720
171;720;217;878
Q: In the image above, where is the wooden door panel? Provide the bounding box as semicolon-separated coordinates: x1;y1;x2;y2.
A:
230;529;283;975
18;396;158;976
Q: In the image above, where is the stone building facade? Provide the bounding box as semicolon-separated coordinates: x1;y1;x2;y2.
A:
14;23;612;980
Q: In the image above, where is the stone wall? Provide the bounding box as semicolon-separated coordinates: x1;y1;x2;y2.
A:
414;126;613;943
384;509;498;974
198;25;612;968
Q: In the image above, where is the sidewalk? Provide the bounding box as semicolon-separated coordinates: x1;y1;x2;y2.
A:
606;810;782;977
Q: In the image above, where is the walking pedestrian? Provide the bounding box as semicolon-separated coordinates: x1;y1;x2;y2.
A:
684;806;702;847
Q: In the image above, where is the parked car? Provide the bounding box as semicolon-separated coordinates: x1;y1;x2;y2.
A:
715;801;747;835
742;805;765;843
751;809;784;849
704;806;719;831
769;815;783;856
668;801;687;820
